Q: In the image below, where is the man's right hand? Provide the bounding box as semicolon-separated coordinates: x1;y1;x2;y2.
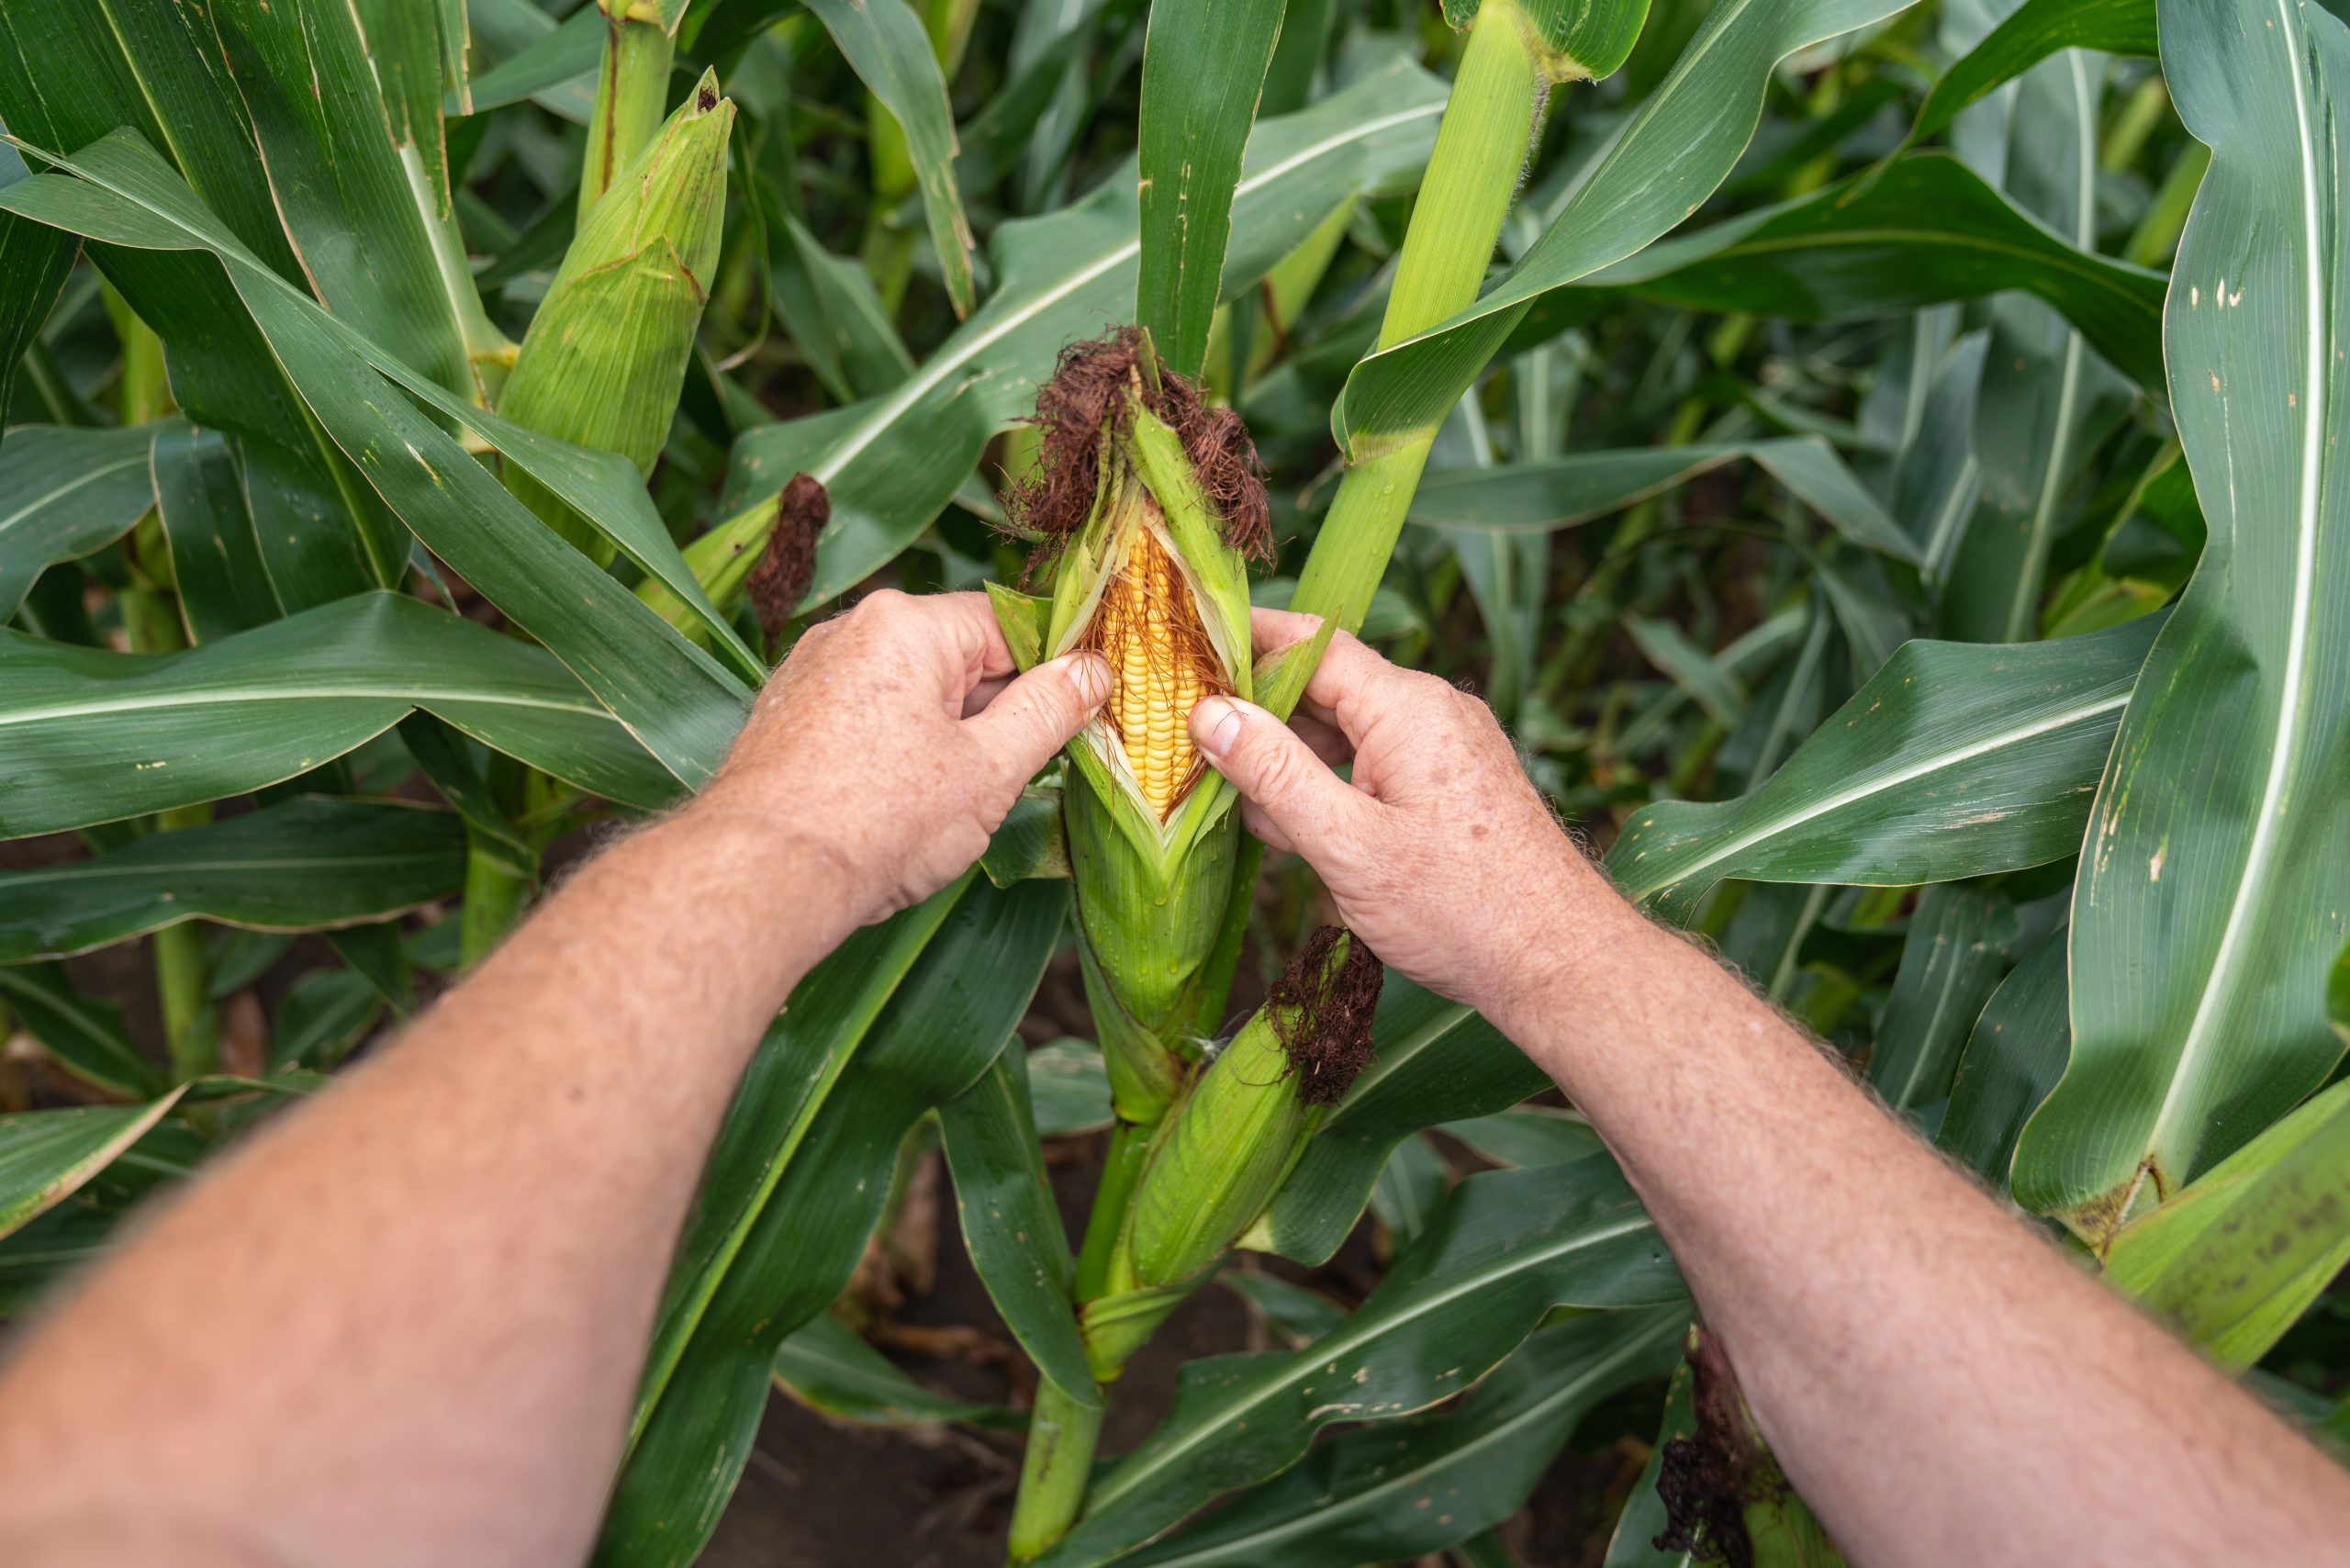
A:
1188;610;1634;1028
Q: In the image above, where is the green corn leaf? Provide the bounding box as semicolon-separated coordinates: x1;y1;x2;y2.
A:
0;200;73;459
772;1312;1024;1432
601;877;1066;1568
0;421;171;619
1440;1108;1606;1170
0;799;465;962
1333;0;1920;456
769;205;917;403
1408;436;1919;564
938;1048;1099;1411
1904;0;2156;154
1123;1307;1688;1568
1864;885;2020;1112
0;593;680;836
151;424;300;641
1034;1152;1682;1568
1025;1038;1114;1137
1219;1269;1347;1347
1515;153;2166;393
0;1088;190;1243
717;59;1448;613
1941;41;2137;644
0;130;763;766
802;0;978;318
1368;1135;1448;1252
212;0;505;404
325;921;419;1016
1607;615;2161;922
270;969;385;1073
460;1;602;119
0;964;169;1100
1938;937;2073;1193
2014;0;2350;1239
0;2;403;590
1133;0;1286;376
0;1116;204;1315
2102;1078;2350;1372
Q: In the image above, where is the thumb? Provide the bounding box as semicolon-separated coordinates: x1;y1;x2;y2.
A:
968;651;1111;786
1192;695;1369;858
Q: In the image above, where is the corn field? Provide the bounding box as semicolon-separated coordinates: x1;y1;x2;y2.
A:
4;0;2349;1562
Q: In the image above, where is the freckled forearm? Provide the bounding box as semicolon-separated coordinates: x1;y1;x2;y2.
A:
1498;897;2350;1568
0;803;867;1568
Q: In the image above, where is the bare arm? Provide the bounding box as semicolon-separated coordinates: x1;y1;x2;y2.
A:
1188;610;2350;1568
0;591;1108;1568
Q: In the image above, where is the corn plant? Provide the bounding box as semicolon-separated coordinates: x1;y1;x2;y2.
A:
5;0;2350;1565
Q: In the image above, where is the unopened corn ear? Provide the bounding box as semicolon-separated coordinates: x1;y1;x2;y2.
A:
498;71;731;563
989;329;1272;1126
1127;928;1382;1289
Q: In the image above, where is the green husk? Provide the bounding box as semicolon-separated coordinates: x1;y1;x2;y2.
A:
1125;929;1377;1288
498;70;731;562
988;377;1260;1126
1042;391;1255;879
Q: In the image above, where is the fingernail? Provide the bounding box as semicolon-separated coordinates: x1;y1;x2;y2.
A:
1062;652;1111;708
1192;696;1242;759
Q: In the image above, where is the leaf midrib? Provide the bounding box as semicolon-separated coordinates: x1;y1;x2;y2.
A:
1129;1312;1684;1567
1625;688;2135;902
0;683;609;728
1080;1204;1659;1519
810;97;1449;487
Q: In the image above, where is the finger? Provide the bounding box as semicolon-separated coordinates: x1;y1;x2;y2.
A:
967;651;1112;788
873;589;1023;698
960;674;1013;718
1243;609;1414;740
1238;801;1296;854
1191;695;1373;861
1290;711;1353;768
1248;606;1325;658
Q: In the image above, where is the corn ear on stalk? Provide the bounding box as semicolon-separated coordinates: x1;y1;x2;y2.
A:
990;330;1271;1127
498;70;731;563
1076;928;1382;1379
1127;928;1382;1288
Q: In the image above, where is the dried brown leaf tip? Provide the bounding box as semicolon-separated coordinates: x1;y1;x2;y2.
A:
1001;326;1272;579
1270;926;1383;1107
749;471;827;655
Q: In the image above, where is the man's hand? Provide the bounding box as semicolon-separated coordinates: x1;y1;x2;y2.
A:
705;590;1110;925
1188;609;1629;1024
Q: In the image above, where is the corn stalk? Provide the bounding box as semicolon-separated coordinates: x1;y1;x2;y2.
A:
989;6;1651;1554
580;0;687;225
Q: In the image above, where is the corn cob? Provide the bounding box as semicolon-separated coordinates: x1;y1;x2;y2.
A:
1085;508;1225;821
497;71;730;562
